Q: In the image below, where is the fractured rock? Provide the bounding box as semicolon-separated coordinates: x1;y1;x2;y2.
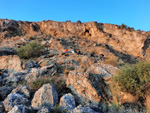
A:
0;55;22;71
66;71;111;106
59;93;76;110
11;85;30;98
32;83;58;110
8;105;33;113
3;93;29;111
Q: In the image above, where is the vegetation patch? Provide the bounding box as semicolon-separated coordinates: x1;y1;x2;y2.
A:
17;41;45;59
113;62;150;98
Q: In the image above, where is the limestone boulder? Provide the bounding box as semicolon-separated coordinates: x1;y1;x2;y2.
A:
59;93;76;110
0;55;22;71
86;63;118;81
66;71;111;106
3;93;29;111
32;83;58;110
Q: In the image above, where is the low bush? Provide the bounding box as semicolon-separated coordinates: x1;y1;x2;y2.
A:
17;41;44;59
113;62;150;98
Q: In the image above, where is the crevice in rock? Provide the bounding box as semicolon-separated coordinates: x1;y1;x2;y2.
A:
142;37;150;56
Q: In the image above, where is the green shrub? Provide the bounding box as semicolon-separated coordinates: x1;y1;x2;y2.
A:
17;41;44;59
121;23;127;29
114;62;150;97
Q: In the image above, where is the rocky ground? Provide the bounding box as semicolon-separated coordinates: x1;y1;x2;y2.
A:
0;19;149;113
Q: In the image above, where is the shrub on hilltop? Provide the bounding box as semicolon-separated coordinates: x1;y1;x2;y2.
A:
121;23;127;29
113;62;150;98
17;41;45;59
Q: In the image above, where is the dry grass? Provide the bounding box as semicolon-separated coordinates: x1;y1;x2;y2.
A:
27;76;71;98
104;57;119;67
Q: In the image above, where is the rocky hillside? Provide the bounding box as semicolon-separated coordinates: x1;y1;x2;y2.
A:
0;19;150;61
0;19;150;113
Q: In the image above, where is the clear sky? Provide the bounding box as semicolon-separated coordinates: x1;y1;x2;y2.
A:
0;0;150;31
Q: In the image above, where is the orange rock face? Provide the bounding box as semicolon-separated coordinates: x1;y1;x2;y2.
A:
0;19;150;60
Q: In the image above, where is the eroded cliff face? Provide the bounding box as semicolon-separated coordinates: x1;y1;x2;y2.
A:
0;19;150;60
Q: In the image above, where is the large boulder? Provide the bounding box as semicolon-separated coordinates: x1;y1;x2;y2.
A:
32;83;58;110
66;71;111;106
3;93;29;111
0;55;22;71
59;93;76;110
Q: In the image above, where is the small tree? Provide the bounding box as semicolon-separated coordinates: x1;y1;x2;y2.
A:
121;23;127;29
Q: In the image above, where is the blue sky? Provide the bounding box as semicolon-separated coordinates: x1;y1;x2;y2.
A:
0;0;150;31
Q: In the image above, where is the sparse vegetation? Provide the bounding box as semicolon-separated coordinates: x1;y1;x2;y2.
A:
113;62;150;98
17;41;45;59
28;76;71;98
105;57;119;67
51;104;67;113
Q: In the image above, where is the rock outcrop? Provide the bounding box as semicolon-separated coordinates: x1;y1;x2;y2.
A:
0;19;150;60
66;71;111;106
